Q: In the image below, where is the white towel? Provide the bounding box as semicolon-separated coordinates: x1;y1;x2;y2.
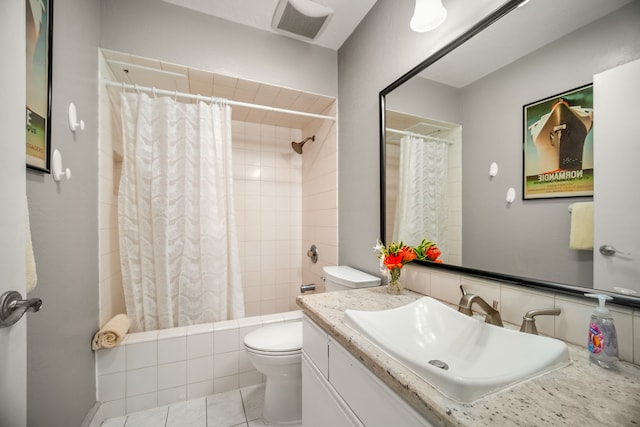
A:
569;202;594;250
92;314;130;350
26;197;38;293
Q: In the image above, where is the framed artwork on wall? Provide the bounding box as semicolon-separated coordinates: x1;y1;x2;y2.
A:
523;83;594;200
26;0;54;172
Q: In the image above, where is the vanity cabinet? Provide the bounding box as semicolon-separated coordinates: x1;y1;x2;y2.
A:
302;315;434;427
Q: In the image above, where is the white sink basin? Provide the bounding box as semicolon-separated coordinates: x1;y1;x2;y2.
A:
344;296;569;403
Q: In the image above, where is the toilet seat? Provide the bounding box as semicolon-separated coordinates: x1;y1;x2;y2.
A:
244;321;302;355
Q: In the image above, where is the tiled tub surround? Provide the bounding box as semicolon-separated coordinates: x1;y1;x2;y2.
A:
297;282;640;426
96;310;302;418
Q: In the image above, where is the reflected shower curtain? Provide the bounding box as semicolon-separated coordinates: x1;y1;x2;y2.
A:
393;135;448;250
118;92;244;332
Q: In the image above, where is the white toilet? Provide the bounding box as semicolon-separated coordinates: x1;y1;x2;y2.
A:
243;266;381;425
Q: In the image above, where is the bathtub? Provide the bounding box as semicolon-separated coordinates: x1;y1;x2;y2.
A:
96;310;303;418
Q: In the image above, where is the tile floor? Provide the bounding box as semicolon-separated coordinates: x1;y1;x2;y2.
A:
100;384;302;427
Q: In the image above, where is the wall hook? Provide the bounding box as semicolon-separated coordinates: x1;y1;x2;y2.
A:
489;162;499;177
52;149;71;181
68;102;85;132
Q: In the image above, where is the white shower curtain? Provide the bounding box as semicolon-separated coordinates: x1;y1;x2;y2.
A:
118;92;244;332
393;135;448;250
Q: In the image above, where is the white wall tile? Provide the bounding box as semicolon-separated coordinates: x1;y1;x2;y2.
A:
214;329;239;354
187;380;214;400
187;356;214;384
214;351;239;378
214;375;239;394
239;371;263;388
126;341;158;370
126;366;158;396
97;346;126;375
158;326;188;340
158;386;187;407
101;399;126;419
555;296;593;347
500;287;555;335
187;323;214;335
158;361;187;390
126;392;158;414
610;308;633;363
429;271;462;304
187;332;214;359
98;372;125;401
158;336;187;365
125;331;158;345
459;277;501;310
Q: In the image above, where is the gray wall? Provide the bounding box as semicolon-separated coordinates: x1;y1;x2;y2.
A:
461;2;640;286
100;0;338;97
26;0;101;426
387;76;462;124
337;0;505;275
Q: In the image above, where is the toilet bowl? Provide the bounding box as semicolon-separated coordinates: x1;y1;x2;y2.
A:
243;266;381;425
244;321;303;425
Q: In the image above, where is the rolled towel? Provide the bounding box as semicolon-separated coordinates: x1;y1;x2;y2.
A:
92;314;130;350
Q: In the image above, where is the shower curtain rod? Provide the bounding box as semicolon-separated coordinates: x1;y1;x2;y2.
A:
103;80;336;122
385;127;454;144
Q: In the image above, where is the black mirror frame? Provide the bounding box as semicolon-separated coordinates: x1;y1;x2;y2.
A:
378;0;640;309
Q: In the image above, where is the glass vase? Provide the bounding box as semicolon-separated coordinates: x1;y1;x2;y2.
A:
387;268;403;294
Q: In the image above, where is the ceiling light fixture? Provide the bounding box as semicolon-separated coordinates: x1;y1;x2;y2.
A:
410;0;447;32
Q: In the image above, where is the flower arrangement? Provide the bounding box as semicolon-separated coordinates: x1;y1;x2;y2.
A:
374;238;442;293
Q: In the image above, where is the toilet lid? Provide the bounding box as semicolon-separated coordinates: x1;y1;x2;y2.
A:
244;321;303;353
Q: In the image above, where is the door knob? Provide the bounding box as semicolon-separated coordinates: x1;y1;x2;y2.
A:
0;290;42;328
599;245;630;257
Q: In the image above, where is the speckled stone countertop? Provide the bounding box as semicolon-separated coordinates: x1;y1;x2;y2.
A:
297;287;640;427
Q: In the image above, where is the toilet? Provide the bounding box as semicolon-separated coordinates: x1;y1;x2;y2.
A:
243;266;381;425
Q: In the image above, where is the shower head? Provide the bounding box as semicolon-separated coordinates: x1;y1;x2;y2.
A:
291;136;315;154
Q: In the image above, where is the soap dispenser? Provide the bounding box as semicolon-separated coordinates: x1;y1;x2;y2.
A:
585;293;618;369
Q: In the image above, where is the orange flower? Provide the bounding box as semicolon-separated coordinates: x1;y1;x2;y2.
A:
384;253;404;270
401;246;416;262
426;246;441;261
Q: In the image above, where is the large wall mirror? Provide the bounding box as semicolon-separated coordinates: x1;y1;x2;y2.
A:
380;0;640;307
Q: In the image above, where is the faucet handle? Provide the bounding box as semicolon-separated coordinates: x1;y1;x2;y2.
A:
519;308;561;335
459;285;467;296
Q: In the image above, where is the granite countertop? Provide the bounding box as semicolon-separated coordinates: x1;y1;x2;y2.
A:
296;287;640;427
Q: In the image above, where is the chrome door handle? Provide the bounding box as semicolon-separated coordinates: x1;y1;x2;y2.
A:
599;245;630;257
0;290;42;328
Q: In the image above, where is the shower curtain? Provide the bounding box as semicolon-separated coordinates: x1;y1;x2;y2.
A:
393;135;448;250
118;92;244;332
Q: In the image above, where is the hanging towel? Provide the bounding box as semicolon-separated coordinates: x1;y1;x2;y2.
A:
26;197;38;293
569;202;594;250
92;314;130;350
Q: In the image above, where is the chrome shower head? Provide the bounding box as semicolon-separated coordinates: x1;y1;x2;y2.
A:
291;136;315;154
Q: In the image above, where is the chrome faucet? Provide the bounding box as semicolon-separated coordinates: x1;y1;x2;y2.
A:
457;286;503;327
519;308;561;335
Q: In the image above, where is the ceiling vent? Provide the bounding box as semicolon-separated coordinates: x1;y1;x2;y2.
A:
272;0;333;41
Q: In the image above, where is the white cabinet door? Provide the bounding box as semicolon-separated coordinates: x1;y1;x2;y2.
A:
302;316;329;377
302;354;363;427
593;58;640;295
328;340;434;427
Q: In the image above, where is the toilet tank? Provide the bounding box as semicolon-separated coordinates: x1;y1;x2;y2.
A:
322;266;381;292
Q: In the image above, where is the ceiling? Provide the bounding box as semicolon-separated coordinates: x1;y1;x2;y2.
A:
420;0;633;88
103;49;336;129
160;0;378;50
